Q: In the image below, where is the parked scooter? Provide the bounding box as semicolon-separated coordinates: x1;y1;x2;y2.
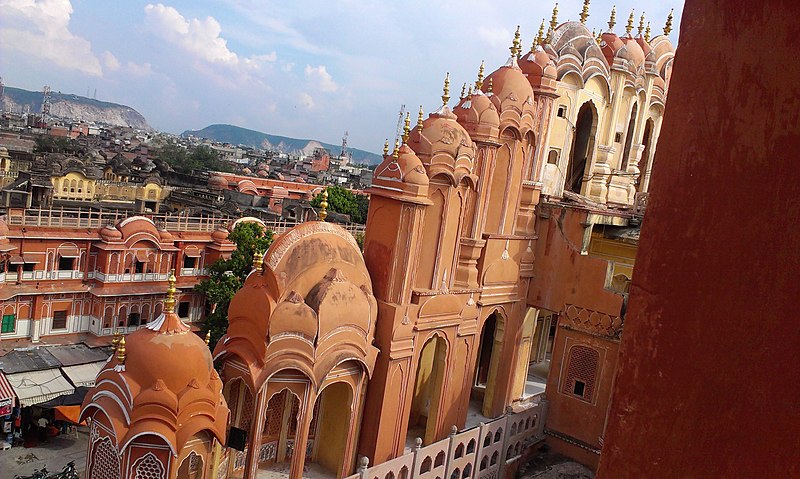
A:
13;460;78;479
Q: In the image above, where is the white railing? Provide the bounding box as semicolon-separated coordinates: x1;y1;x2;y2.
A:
3;208;366;237
90;271;170;283
180;268;208;277
348;400;548;479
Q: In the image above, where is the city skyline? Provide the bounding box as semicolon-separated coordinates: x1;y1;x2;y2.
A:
0;0;682;152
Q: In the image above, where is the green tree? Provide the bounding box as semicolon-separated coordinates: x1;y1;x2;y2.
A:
310;185;369;224
195;221;274;347
157;143;233;174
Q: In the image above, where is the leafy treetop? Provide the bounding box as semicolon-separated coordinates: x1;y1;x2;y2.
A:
310;185;369;224
195;221;274;347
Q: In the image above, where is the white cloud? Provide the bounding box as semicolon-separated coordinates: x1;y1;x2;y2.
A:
281;62;295;72
103;51;121;71
144;3;239;65
0;0;103;76
298;92;315;109
126;62;153;77
304;64;338;93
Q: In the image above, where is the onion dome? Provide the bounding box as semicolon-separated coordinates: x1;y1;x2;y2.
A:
81;273;228;453
453;62;500;142
208;174;228;190
211;227;230;244
406;74;476;186
622;36;646;71
482;27;535;124
99;224;123;242
368;132;430;204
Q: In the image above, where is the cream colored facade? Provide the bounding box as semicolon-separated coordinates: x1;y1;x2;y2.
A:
51;171;168;202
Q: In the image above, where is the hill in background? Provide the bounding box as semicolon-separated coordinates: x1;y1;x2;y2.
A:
1;86;150;130
182;124;382;166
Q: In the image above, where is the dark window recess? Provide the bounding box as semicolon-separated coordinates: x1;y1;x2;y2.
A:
178;301;190;318
58;257;74;271
183;256;197;269
614;132;623;143
52;310;68;330
135;261;144;274
573;380;586;397
557;106;567;118
23;263;35;272
128;313;141;327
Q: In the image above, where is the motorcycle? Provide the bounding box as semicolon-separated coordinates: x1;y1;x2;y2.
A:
13;461;78;479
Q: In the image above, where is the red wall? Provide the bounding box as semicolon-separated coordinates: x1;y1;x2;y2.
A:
597;1;800;477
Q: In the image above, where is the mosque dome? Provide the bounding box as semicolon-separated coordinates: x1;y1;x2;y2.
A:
453;90;500;142
622;36;646;70
483;62;535;115
208;174;228;190
99;224;123;242
600;32;626;65
520;47;557;81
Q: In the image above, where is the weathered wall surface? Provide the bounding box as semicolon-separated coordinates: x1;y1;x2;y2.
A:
597;1;800;477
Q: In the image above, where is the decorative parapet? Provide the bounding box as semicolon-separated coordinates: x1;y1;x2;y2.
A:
561;304;623;340
348;399;547;479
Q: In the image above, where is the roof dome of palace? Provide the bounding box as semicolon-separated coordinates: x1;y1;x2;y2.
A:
373;144;429;186
208;174;228;189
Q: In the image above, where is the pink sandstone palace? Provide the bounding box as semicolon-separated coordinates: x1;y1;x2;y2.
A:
0;4;682;479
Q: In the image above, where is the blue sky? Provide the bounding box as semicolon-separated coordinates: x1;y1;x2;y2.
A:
0;0;682;152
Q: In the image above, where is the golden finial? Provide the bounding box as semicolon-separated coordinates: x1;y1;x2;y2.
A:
319;189;328;221
509;25;521;58
204;330;211;346
487;77;493;94
441;72;450;107
252;249;263;271
417;105;424;132
383;139;389;156
579;0;590;24
626;10;635;35
468;84;473;96
608;5;617;31
460;83;467;100
663;8;673;36
533;20;545;49
164;269;177;313
402;112;411;144
475;60;485;90
638;12;646;36
117;336;126;364
644;22;651;41
392;139;400;158
112;330;120;351
549;3;559;33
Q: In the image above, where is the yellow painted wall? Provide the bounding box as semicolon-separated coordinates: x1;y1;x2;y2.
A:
316;382;352;475
52;172;96;201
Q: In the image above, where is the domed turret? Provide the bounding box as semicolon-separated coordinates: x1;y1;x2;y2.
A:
453;62;501;142
482;27;535;126
208;174;228;190
99;224;123;242
80;273;228;477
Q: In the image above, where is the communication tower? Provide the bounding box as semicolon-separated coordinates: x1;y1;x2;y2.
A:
42;85;52;124
394;104;406;146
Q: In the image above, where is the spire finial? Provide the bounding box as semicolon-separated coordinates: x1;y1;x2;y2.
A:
164;269;177;313
417;105;424;131
117;336;126;364
112;330;120;351
252;249;263;271
608;5;617;31
441;72;450;107
468;84;473;96
509;25;521;58
460;83;467;100
644;22;652;41
392;139;400;159
626;10;635;35
205;330;211;346
638;12;646;36
319;188;328;221
487;77;493;94
475;61;485;90
402;112;411;144
663;8;673;35
580;0;590;24
383;138;389;156
534;20;546;49
550;3;559;33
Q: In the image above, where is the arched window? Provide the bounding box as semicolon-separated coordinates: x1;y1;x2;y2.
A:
566;102;597;194
621;103;639;171
90;436;120;479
